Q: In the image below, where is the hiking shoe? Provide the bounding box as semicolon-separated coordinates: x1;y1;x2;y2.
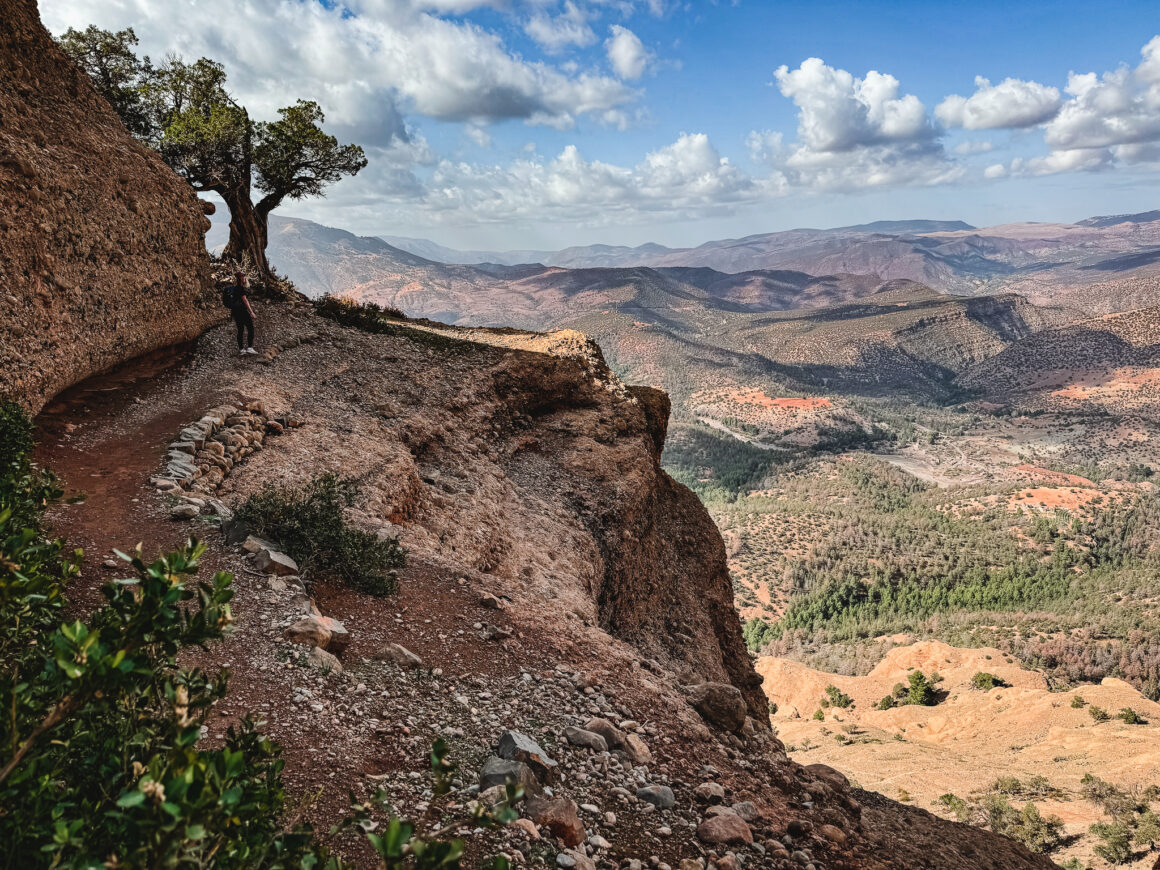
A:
245;347;258;355
238;349;248;356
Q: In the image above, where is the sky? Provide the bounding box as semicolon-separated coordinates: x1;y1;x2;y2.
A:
41;0;1160;251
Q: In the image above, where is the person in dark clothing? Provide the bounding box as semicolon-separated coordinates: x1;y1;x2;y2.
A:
224;272;257;355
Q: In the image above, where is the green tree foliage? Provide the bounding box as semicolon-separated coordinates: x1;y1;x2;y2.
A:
1117;707;1146;724
1091;821;1133;864
970;672;1008;691
0;402;329;867
55;25;154;137
57;27;366;283
822;684;854;709
0;403;512;868
236;473;404;596
906;670;938;706
1088;705;1110;723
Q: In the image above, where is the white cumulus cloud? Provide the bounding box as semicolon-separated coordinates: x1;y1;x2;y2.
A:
936;76;1061;129
605;25;653;80
759;58;957;191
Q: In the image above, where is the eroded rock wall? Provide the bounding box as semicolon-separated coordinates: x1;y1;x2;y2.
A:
0;0;217;411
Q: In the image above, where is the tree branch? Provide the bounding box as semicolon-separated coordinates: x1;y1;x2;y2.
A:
0;694;79;788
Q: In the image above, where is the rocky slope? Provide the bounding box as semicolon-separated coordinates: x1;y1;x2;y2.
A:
34;307;1060;869
0;0;217;412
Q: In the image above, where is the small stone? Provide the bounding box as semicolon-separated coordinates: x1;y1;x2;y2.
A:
623;733;653;765
478;756;540;796
787;820;812;838
480;592;502;609
695;782;726;805
170;504;199;520
527;796;585;847
818;824;847;846
556;852;595;870
283;617;331;648
511;818;540;840
696;814;752;846
374;642;423;669
635;785;675;809
588;835;611;850
678;860;704;870
584;717;626;750
102;559;118;569
497;730;557;781
254;548;299;576
565;726;608;753
306;646;341;674
730;801;759;821
242;535;276;554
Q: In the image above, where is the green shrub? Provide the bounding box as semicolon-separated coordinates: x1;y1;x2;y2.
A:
906;670;938;706
971;672;1008;691
1091;821;1133;864
0;403;508;869
875;695;896;710
823;684;854;709
1117;707;1146;724
1070;694;1086;708
1088;705;1110;722
812;708;825;721
892;681;908;700
237;472;403;596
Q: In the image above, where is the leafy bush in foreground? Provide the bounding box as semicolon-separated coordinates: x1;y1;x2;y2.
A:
237;472;403;596
0;402;511;868
0;401;327;867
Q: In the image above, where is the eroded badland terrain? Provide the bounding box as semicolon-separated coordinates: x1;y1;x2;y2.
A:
7;0;1160;867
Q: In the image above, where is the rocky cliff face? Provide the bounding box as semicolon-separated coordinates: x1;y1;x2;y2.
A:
0;0;217;412
184;318;769;723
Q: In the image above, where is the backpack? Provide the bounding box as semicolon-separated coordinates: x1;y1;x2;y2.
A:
221;285;240;310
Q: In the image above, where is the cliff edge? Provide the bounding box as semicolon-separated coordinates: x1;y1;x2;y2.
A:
0;0;217;411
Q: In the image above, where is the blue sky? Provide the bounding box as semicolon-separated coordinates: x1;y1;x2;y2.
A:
44;0;1160;249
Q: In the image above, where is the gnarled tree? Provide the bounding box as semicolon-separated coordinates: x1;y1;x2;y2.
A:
58;27;366;285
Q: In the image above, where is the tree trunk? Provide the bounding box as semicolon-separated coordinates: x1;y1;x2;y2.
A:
220;183;273;286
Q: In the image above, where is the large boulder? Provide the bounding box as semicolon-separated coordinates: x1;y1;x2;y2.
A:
0;0;217;411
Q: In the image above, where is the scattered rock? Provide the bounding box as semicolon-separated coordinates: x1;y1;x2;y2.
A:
804;763;849;790
526;796;585;847
555;850;595;870
636;785;675;809
374;642;423;669
622;733;653;765
695;782;726;805
510;818;540;840
696;813;753;846
818;824;847;846
687;683;747;733
730;801;759;822
584;717;626;750
283;617;332;649
254;548;299;576
497;730;557;781
480;592;502;609
170;503;199;520
242;535;277;554
479;756;541;796
564;726;608;753
306;646;341;674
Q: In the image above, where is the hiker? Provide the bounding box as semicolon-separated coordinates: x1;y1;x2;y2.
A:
223;271;257;355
